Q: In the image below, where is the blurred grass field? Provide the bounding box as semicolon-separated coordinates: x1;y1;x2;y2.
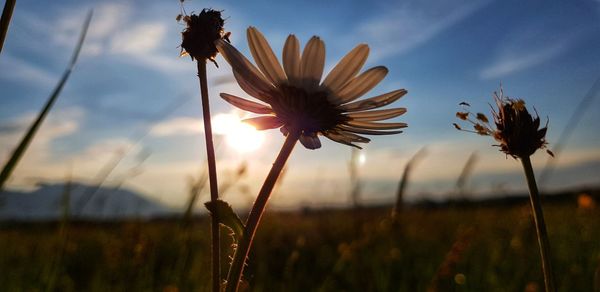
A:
1;195;598;292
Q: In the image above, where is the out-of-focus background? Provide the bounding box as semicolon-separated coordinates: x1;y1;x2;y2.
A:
1;0;599;210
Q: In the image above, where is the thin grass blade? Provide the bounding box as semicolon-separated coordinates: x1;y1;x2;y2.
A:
0;0;16;54
0;10;93;191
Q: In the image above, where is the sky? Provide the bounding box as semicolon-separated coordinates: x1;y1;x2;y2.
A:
1;0;599;210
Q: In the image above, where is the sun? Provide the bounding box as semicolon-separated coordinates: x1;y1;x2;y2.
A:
212;112;265;153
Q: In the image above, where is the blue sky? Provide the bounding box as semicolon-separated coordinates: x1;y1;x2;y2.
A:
1;0;599;209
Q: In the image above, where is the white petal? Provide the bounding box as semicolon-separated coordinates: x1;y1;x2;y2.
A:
336;66;388;104
247;27;287;85
220;93;272;114
216;40;274;97
243;116;283;130
232;70;271;102
322;44;369;94
299;133;322;149
323;131;362;149
346;108;407;121
346;120;407;130
338;125;404;135
300;36;325;92
341;89;407;112
337;131;371;143
283;35;301;87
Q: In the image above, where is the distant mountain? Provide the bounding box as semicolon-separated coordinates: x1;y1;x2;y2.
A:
0;183;175;221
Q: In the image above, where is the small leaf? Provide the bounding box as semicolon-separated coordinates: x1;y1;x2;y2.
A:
452;123;462;130
205;200;245;242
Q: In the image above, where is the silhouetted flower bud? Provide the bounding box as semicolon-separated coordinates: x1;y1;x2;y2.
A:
180;9;230;65
455;88;552;159
491;96;550;158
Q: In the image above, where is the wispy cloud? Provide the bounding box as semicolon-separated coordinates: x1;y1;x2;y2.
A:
31;2;187;73
150;117;203;137
355;0;491;60
0;107;84;188
110;23;167;54
0;54;56;87
480;20;591;79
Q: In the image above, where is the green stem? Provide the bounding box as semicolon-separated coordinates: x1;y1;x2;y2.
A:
0;0;16;54
521;156;556;292
197;60;221;292
226;131;300;292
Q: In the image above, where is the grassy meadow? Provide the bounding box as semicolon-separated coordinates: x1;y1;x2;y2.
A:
1;193;598;291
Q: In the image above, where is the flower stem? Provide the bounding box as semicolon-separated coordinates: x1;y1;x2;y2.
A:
197;60;221;292
226;131;300;292
520;156;556;292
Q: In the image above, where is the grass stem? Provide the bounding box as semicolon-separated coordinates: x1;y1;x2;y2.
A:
521;155;556;292
0;10;91;191
197;60;221;292
0;0;16;54
226;131;300;292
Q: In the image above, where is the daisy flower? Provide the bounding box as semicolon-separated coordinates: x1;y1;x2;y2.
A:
216;27;407;149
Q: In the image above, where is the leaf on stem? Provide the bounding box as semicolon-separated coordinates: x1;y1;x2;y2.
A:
205;199;245;242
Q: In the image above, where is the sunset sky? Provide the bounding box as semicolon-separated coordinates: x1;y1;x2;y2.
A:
1;0;599;209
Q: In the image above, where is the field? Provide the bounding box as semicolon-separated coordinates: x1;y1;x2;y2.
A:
1;195;598;292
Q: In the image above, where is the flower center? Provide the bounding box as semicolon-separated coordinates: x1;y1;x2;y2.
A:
269;85;348;134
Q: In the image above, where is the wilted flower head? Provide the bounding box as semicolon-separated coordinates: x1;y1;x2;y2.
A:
454;88;553;159
215;27;408;150
180;9;230;64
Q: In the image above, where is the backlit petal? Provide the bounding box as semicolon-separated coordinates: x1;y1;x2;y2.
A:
336;66;388;104
300;36;325;92
216;39;274;95
322;44;369;94
283;35;301;87
323;131;362;149
232;70;270;102
247;27;287;85
243;116;283;130
346;108;407;121
220;93;272;114
338;125;404;135
341;89;407;112
299;133;322;149
346;120;408;130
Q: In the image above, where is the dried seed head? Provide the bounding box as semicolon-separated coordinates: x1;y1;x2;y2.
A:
180;9;230;65
456;112;469;120
455;89;552;159
491;94;550;159
475;113;489;123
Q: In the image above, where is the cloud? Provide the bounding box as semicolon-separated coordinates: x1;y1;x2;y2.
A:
110;23;167;54
52;3;131;57
480;20;591;79
49;2;184;73
0;107;84;187
150;117;203;137
0;54;56;87
355;0;491;60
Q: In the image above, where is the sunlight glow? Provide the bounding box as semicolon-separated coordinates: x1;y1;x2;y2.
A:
212;113;264;153
358;153;367;165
